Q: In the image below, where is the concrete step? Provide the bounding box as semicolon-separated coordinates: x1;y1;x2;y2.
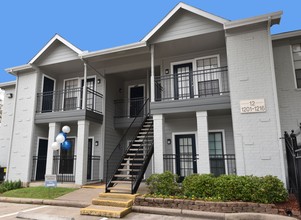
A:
107;187;132;193
123;158;144;161
114;174;134;178
121;163;143;166
92;197;133;208
80;205;131;218
139;132;153;134
126;153;144;156
111;180;132;184
118;168;140;172
98;193;137;200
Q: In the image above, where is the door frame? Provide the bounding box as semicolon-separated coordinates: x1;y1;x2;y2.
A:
35;137;48;181
172;132;198;178
208;129;228;174
41;74;56;112
128;84;145;117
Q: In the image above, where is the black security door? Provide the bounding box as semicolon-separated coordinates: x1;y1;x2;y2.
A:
175;134;197;181
130;86;144;117
42;77;55;112
87;139;93;180
36;139;48;180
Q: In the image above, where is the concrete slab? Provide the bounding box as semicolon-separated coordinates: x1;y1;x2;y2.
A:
55;188;103;203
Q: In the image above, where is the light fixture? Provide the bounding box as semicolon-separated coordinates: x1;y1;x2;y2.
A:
95;141;99;146
165;69;169;74
97;79;101;84
6;93;13;98
167;139;171;145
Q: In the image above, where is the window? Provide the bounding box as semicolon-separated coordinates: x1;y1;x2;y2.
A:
64;79;79;110
209;132;225;176
292;44;301;88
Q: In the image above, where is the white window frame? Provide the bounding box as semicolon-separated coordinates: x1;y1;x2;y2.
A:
290;44;301;90
208;129;228;174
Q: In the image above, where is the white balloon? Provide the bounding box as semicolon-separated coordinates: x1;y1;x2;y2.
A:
56;134;65;144
62;125;71;134
51;142;60;150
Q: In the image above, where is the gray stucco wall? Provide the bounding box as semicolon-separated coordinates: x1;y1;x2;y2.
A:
226;25;285;182
273;37;301;133
0;85;16;168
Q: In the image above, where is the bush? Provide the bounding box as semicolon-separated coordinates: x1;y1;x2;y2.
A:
181;174;287;204
146;171;180;196
0;180;22;193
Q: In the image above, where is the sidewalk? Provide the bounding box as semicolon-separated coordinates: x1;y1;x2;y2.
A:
0;183;298;220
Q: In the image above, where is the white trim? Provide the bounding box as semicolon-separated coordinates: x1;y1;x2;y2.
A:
172;132;198;174
128;84;145;116
290;44;301;90
5;64;34;75
34;137;48;181
208;130;228;174
142;2;228;42
272;30;301;41
0;81;16;89
224;11;282;30
29;34;82;64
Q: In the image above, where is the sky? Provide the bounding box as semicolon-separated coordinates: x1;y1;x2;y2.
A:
0;0;300;83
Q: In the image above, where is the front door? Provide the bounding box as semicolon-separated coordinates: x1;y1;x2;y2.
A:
36;139;48;180
175;134;197;181
174;63;193;100
42;77;55;112
87;139;93;180
59;138;75;174
129;85;144;117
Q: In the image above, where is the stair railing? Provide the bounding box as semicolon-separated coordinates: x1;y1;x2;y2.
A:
105;98;150;192
130;122;154;194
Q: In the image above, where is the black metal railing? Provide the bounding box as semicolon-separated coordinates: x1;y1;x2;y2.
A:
87;156;101;182
163;154;199;178
114;97;149;118
209;154;236;176
106;98;150;192
31;156;47;181
53;155;76;183
155;66;229;101
284;124;301;207
163;153;236;177
36;87;103;114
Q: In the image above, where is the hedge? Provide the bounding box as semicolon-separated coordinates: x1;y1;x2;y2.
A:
146;172;288;204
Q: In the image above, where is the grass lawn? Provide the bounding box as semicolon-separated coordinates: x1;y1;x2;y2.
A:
1;186;77;199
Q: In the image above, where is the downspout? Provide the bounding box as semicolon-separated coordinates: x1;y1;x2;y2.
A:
82;62;87;110
267;17;287;187
150;45;155;102
6;72;19;180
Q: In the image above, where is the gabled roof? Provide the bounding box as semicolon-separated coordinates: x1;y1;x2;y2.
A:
142;2;229;42
29;34;82;64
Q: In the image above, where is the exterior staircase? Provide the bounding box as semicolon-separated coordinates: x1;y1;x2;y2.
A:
106;116;154;194
80;193;138;218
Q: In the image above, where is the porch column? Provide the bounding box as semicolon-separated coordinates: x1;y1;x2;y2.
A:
153;114;164;173
196;111;210;173
150;44;155;102
46;123;61;175
75;120;89;185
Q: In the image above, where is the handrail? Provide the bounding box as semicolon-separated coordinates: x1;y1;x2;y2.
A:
106;98;150;192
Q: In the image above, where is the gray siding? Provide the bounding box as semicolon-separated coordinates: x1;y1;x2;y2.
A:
36;41;79;66
273;38;301;133
150;9;223;43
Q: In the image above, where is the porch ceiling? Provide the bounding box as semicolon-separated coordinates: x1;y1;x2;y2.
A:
154;30;226;58
38;59;84;75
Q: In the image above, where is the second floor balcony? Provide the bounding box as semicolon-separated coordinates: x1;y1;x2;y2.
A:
151;66;231;114
35;87;103;124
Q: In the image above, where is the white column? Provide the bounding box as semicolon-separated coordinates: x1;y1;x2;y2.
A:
46;122;60;175
75;120;89;185
153;114;164;173
150;45;155;102
196;111;210;174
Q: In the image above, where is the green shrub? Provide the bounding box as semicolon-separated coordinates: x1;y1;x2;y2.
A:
181;174;287;204
0;180;22;193
146;171;180;195
182;174;215;198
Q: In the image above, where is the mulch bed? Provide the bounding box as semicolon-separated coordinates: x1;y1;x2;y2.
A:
275;194;301;218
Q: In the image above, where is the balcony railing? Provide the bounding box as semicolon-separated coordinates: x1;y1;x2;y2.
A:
53;155;77;183
163;153;236;177
36;87;103;114
114;97;149;118
155;66;229;101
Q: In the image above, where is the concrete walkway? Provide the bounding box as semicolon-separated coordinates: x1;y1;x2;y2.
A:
0;182;297;220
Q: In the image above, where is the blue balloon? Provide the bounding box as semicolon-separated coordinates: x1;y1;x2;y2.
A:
61;140;72;151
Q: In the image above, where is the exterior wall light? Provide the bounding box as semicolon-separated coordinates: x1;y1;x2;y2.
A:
165;69;169;74
97;79;101;84
6;93;13;98
167;139;171;145
95;141;99;146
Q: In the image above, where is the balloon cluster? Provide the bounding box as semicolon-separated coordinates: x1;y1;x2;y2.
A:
51;125;71;151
